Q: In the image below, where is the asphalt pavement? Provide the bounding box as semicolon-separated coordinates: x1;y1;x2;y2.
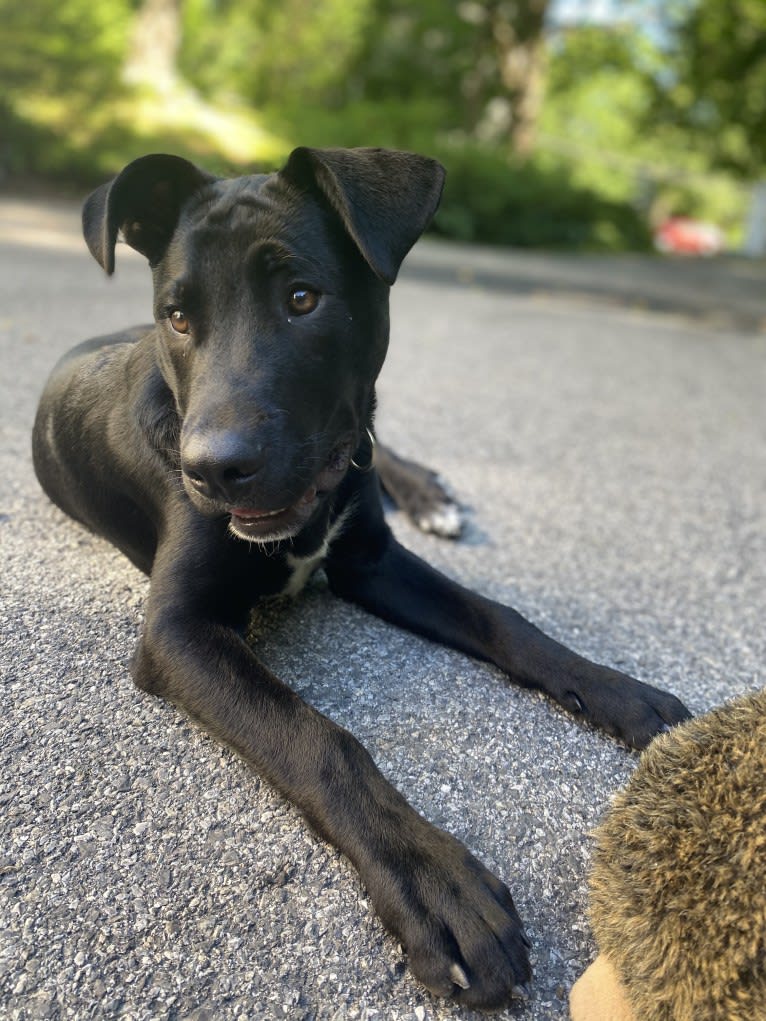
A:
1;195;765;1021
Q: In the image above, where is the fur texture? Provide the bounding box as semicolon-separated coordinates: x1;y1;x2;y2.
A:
589;688;766;1021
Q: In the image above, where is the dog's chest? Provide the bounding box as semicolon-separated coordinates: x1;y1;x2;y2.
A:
279;508;351;598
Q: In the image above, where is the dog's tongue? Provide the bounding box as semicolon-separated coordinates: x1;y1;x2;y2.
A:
231;506;285;521
232;486;317;520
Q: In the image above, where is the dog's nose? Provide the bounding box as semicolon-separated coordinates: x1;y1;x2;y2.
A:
181;432;267;502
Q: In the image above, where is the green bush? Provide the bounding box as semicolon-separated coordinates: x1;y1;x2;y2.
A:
257;97;450;158
433;144;653;251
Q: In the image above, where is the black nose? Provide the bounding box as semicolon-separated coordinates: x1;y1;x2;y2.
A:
181;432;267;503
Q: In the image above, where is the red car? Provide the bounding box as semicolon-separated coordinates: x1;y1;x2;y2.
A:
654;216;723;256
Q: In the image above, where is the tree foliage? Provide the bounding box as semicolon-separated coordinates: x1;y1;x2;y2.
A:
540;17;750;238
0;0;130;95
180;0;372;107
648;0;766;179
340;0;550;152
0;0;131;179
179;0;551;154
0;0;755;247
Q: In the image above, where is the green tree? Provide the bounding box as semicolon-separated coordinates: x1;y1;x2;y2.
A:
539;16;751;243
0;0;131;177
540;23;663;196
0;0;129;96
649;0;766;178
179;0;552;156
180;0;372;108
347;0;551;153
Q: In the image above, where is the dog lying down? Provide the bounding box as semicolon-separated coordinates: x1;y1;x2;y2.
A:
32;146;690;1010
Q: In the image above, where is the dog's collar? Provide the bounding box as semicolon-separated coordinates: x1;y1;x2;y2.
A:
350;428;376;473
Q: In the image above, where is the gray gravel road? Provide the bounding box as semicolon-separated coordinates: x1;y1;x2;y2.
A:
1;196;765;1021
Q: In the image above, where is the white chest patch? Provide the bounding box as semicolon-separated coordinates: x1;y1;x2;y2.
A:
280;507;352;598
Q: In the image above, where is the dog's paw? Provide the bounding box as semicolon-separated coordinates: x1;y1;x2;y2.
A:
416;498;463;539
559;667;691;750
376;446;464;539
366;827;532;1009
396;479;463;540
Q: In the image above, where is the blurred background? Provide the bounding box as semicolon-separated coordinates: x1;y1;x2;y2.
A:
1;0;764;254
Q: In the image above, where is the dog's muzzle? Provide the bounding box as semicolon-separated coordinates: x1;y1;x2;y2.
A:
181;435;354;543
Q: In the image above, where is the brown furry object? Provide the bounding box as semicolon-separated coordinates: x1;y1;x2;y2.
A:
586;688;766;1021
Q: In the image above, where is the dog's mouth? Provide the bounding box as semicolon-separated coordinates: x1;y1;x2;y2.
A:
227;440;352;542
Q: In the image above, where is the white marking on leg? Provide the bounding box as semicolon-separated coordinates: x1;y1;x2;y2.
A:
417;501;462;538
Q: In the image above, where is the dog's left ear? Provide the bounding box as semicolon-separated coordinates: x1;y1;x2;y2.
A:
281;147;445;285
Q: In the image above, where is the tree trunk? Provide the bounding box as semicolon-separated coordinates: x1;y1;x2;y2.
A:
123;0;182;94
488;0;549;156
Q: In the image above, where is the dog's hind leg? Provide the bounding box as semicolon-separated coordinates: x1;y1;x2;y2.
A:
375;442;463;539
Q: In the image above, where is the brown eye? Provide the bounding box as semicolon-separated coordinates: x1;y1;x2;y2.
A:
287;288;319;316
169;309;190;334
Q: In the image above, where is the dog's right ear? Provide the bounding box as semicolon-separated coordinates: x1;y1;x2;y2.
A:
82;154;215;274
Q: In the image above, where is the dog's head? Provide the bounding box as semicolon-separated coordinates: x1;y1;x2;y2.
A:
82;147;444;542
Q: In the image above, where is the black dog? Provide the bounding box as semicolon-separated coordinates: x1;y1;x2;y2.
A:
32;147;689;1010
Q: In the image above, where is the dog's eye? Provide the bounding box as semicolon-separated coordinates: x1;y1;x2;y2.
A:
287;288;320;316
169;310;190;334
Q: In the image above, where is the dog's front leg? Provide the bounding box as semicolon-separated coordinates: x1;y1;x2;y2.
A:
327;531;691;750
131;521;531;1009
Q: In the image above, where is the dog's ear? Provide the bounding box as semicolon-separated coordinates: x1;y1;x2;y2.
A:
82;154;215;275
281;147;445;285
